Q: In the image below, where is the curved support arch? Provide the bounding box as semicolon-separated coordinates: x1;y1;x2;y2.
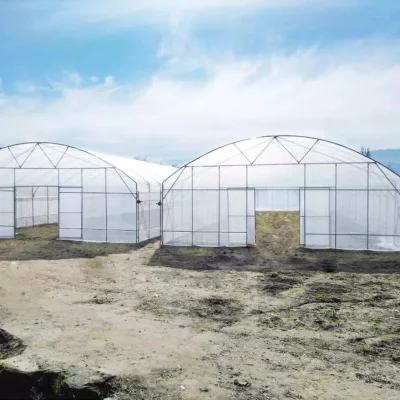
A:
0;142;176;244
163;135;400;191
162;135;400;252
0;141;140;190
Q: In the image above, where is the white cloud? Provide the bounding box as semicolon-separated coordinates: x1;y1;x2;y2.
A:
1;40;400;160
90;76;99;83
104;75;116;86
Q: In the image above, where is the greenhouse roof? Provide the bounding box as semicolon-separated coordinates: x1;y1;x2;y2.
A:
0;142;177;190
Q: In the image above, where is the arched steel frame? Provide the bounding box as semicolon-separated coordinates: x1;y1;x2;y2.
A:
0;142;154;243
161;135;400;251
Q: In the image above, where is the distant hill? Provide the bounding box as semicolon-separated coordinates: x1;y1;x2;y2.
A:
371;149;400;175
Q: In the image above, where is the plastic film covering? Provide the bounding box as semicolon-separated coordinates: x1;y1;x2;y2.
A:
163;135;400;251
0;142;177;243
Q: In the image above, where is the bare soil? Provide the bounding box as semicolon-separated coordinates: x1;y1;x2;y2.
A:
0;225;400;399
0;224;137;261
256;211;300;254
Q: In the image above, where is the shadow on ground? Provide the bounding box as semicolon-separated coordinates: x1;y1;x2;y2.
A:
0;224;154;261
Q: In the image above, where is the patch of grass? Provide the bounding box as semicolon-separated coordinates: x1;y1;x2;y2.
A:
30;389;44;400
137;297;183;319
112;374;182;400
16;224;59;240
190;296;243;326
0;224;137;261
52;371;66;395
307;282;347;303
372;316;383;325
261;273;300;296
323;308;340;322
360;344;374;356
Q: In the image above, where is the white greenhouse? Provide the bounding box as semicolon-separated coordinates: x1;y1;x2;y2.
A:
0;142;176;243
162;135;400;251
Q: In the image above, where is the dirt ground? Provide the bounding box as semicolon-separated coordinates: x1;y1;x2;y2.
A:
1;226;400;399
256;211;300;254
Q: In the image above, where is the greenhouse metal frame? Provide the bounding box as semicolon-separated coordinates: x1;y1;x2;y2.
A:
0;142;176;243
162;135;400;251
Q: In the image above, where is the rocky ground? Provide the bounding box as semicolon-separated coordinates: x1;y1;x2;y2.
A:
0;225;400;399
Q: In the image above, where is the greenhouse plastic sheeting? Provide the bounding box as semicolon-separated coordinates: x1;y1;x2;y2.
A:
0;142;177;243
162;136;400;251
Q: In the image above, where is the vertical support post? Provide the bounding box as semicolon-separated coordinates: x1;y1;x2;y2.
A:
57;169;60;239
254;187;256;242
298;187;301;247
218;166;221;247
136;182;139;244
13;169;16;238
367;163;370;250
303;164;306;247
105;168;108;242
245;165;248;246
227;186;230;244
328;187;331;248
191;167;194;246
80;168;83;240
31;186;34;226
47;186;49;224
148;183;151;241
160;182;164;245
335;163;338;249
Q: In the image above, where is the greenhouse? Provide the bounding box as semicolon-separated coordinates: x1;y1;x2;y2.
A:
162;135;400;251
0;142;176;243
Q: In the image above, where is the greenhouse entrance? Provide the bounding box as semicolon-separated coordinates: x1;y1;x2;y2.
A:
0;187;15;239
253;188;300;252
15;185;59;240
241;187;332;251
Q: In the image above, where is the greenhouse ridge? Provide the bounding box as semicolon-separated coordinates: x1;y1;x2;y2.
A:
0;136;399;251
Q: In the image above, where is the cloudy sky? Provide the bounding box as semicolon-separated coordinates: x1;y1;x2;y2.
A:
0;0;399;163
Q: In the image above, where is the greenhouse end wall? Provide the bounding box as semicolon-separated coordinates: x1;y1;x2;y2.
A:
0;143;176;243
162;136;400;252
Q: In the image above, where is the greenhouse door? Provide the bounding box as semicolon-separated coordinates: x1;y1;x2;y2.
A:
223;188;255;246
301;188;332;248
58;187;82;240
0;187;15;238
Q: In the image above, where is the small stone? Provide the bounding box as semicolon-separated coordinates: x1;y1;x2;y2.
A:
233;379;251;388
180;385;186;390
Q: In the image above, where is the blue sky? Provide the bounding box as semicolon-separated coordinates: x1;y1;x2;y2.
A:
1;0;400;163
